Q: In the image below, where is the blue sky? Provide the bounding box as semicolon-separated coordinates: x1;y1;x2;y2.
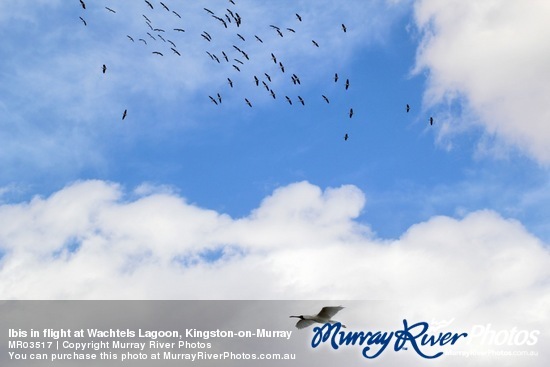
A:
1;1;549;364
2;0;548;242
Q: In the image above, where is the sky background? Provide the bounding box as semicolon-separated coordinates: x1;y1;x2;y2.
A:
0;0;549;364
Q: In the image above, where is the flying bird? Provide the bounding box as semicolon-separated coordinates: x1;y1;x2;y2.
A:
127;35;134;42
152;51;163;56
279;62;285;73
298;96;305;105
292;74;300;84
174;28;185;32
122;109;127;120
143;14;151;23
286;28;295;33
255;35;263;43
221;51;229;62
105;7;116;13
430;117;434;125
237;33;245;41
79;17;87;26
227;78;233;87
217;93;222;103
406;104;410;113
204;8;214;15
254;76;259;86
312;40;319;47
160;2;169;11
285;96;292;105
322;95;330;103
157;34;166;42
102;64;106;74
234;58;243;65
271;53;277;63
209;96;218;105
139;38;147;44
276;29;284;37
232;64;241;72
342;24;347;32
345;79;350;90
344;133;349;141
171;48;181;56
334;73;338;82
264;73;271;82
270;89;276;99
290;306;346;329
245;98;252;107
79;0;86;10
167;39;176;48
144;0;153;10
172;11;181;18
296;13;302;21
349;108;354;118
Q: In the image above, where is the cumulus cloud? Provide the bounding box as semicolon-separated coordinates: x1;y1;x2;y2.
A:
0;180;548;305
411;0;550;163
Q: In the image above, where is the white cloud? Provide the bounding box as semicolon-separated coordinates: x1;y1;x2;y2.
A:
411;0;550;163
0;180;548;307
0;180;548;364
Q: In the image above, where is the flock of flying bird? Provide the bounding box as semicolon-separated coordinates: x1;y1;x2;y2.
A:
77;0;434;141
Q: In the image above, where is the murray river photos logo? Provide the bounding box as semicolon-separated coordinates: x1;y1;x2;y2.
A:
310;320;468;359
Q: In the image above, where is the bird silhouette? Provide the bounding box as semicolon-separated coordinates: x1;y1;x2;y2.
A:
160;2;169;11
264;73;271;82
287;28;295;33
217;93;222;103
203;8;214;15
255;35;263;43
79;17;87;26
102;64;106;74
127;35;134;42
152;51;163;56
349;108;354;118
345;79;350;90
227;78;233;88
322;95;330;103
237;33;245;41
105;7;116;13
296;13;302;21
254;76;259;86
279;62;285;73
334;73;339;82
344;133;349;141
209;96;218;105
430;117;434;125
342;24;347;32
298;96;305;105
285;96;292;105
173;28;185;32
406;104;410;113
172;11;181;18
171;48;181;56
270;89;276;99
232;64;241;72
79;0;86;10
290;306;346;329
122;109;127;120
144;0;153;10
271;53;277;63
245;98;252;107
312;40;319;47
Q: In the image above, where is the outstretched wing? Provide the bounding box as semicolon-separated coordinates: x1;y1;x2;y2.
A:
295;319;316;329
318;306;344;319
